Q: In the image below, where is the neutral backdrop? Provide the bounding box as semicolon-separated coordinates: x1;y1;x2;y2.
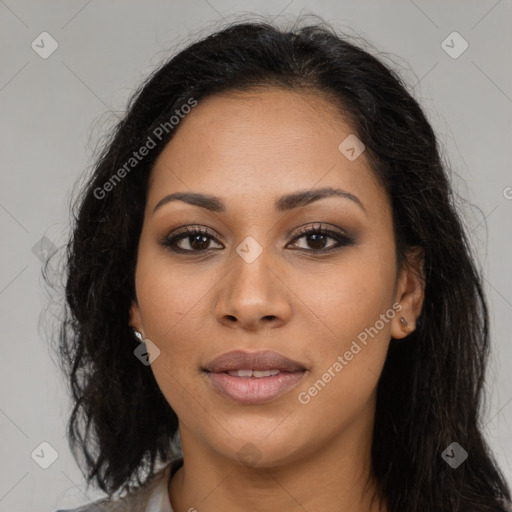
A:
1;1;511;510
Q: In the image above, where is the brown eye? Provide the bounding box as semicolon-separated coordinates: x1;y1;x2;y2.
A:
160;223;354;255
288;224;355;253
161;227;223;253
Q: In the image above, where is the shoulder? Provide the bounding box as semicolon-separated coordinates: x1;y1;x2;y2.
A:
53;499;115;512
52;493;142;512
53;460;182;512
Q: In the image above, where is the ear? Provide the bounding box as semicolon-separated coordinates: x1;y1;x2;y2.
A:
129;298;145;338
391;246;425;340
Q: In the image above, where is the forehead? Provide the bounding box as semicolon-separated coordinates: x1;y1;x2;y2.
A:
147;88;389;217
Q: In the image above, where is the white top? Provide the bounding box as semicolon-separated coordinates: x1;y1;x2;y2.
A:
54;461;179;512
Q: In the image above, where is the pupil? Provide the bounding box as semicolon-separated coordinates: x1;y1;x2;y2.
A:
191;235;209;250
308;234;325;249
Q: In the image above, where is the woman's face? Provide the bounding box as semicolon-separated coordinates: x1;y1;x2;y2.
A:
130;88;424;468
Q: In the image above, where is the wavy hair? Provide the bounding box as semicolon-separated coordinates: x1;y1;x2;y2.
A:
44;15;511;511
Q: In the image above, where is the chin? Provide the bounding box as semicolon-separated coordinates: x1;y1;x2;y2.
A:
209;428;308;470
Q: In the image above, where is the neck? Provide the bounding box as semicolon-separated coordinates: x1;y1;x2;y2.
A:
168;402;387;512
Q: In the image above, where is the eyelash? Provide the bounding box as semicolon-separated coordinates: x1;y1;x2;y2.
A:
160;223;355;255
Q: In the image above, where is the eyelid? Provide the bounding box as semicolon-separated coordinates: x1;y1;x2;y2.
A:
289;222;348;240
167;225;219;239
166;222;347;241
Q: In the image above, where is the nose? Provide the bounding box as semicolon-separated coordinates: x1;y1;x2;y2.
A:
214;252;292;332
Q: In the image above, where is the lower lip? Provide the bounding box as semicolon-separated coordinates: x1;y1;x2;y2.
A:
204;371;307;405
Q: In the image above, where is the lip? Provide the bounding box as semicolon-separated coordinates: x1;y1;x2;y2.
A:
203;349;307;373
205;371;307;405
202;350;308;405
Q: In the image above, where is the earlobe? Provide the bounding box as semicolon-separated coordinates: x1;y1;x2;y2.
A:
391;313;415;340
396;315;415;337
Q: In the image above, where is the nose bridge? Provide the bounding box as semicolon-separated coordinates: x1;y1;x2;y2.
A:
230;235;276;303
214;234;290;329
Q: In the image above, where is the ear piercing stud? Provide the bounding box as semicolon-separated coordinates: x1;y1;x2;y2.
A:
132;328;144;342
400;317;408;330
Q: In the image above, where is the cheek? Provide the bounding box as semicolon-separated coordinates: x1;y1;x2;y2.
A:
133;250;206;407
297;244;397;345
134;249;207;417
293;246;396;419
134;231;215;340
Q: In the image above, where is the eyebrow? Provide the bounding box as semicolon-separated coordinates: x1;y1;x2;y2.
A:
152;187;366;215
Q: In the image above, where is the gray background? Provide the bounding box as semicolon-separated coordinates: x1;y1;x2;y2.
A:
1;0;511;510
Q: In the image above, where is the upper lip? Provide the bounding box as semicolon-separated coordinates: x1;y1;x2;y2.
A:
203;350;307;373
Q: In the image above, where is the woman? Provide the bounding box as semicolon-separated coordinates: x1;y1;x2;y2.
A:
50;17;512;512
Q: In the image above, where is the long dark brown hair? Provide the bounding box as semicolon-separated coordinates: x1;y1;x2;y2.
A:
44;16;511;511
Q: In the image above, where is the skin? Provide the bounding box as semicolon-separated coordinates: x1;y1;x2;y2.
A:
129;87;425;512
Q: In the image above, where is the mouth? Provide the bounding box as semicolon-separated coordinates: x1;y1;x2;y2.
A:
202;350;308;405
